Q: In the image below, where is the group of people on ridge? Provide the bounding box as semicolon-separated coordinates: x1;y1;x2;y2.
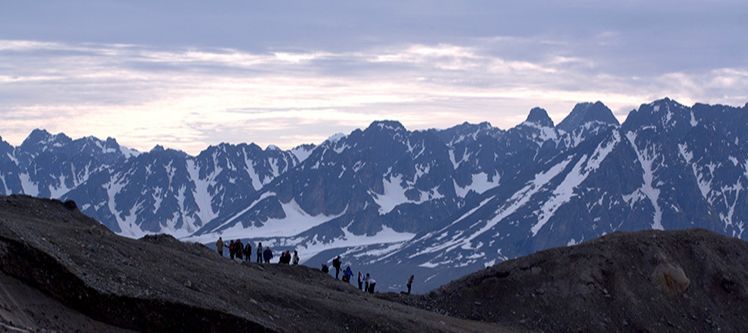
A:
215;237;299;265
216;238;414;294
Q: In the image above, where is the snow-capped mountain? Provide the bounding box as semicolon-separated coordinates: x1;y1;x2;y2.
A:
62;143;299;237
1;98;746;293
339;98;747;292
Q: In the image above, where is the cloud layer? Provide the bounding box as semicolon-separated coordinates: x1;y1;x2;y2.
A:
1;1;746;153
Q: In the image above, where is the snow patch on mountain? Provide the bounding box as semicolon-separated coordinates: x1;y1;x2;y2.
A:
106;176;145;237
626;131;663;230
531;130;620;236
297;225;416;262
186;160;217;225
18;173;38;196
521;121;558;145
48;175;72;198
226;198;342;238
290;145;315;163
372;174;419;214
678;143;712;201
454;172;500;197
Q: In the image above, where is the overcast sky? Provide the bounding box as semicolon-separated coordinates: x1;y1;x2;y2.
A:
1;1;747;153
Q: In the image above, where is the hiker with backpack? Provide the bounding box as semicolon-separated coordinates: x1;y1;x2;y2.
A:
332;256;342;280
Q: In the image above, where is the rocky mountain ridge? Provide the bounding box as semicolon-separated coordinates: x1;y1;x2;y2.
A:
1;98;747;292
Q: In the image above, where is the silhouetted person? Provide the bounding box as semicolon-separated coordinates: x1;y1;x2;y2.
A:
229;240;236;259
216;237;224;257
321;264;329;273
292;250;299;265
263;247;273;264
256;242;263;263
406;274;414;295
244;242;252;262
332;256;342;280
235;239;244;260
279;251;290;264
364;273;370;292
368;277;376;294
357;272;363;290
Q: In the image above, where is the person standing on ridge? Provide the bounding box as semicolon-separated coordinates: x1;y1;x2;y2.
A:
263;246;273;264
368;277;377;294
332;256;342;280
235;239;244;260
229;240;236;260
364;273;370;292
292;250;299;265
216;237;224;257
357;272;363;290
244;242;252;263
256;242;263;263
406;274;415;295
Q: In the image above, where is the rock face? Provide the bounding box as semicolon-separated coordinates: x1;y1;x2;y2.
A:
0;195;505;333
385;229;748;332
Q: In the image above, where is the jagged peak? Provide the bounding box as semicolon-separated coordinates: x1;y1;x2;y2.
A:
525;107;554;127
367;120;407;132
325;132;347;144
290;143;316;163
150;144;166;152
649;97;686;111
557;101;619;132
21;128;72;148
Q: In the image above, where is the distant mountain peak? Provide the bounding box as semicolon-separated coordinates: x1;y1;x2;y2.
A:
325;133;346;144
557;101;619;132
525;107;554;127
650;97;686;110
368;120;406;132
21;128;72;149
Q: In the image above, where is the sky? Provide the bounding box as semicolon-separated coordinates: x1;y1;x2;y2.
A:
1;0;747;154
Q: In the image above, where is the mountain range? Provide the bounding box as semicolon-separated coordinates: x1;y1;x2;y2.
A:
1;97;747;292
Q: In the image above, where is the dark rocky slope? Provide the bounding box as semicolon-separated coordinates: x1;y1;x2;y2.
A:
0;195;509;333
385;229;748;332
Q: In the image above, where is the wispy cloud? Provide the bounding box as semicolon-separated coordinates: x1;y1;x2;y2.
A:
0;38;746;153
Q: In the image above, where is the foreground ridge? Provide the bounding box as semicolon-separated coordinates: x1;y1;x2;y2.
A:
0;195;507;332
385;228;748;332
